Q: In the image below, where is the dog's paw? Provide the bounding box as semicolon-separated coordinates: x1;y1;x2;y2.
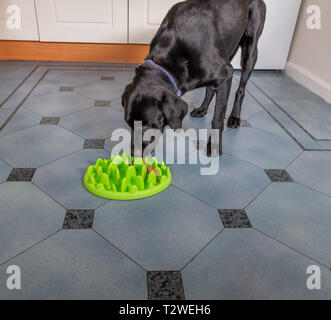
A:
227;115;241;128
190;108;207;118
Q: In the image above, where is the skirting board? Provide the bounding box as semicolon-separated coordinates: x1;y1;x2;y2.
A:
0;41;150;63
286;61;331;103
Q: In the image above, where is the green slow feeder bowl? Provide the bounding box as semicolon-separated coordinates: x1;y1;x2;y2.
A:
84;153;172;200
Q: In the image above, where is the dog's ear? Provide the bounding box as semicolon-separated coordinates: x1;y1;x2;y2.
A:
122;83;133;109
158;88;188;130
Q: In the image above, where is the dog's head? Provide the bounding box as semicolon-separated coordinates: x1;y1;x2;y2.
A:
121;82;188;135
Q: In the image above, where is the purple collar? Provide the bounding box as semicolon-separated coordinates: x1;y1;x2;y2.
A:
140;60;182;97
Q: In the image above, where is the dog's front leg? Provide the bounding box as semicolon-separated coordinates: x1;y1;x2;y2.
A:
207;64;233;157
190;86;215;118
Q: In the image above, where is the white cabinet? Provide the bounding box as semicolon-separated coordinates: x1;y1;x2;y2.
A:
129;0;302;70
0;0;301;70
0;0;39;40
35;0;127;43
129;0;179;44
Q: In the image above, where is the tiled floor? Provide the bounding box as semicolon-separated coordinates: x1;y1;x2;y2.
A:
0;61;330;300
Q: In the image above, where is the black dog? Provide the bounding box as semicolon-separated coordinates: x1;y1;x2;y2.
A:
122;0;266;156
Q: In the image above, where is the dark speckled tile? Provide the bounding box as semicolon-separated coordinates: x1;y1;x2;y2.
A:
218;209;252;228
147;271;185;300
94;100;111;107
7;168;36;182
63;209;95;229
40;117;60;125
101;76;114;81
83;139;105;149
264;169;294;182
59;86;74;92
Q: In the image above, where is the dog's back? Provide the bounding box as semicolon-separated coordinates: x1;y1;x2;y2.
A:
151;0;254;61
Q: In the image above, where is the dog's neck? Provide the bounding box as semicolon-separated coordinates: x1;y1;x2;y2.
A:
135;64;185;96
140;60;182;97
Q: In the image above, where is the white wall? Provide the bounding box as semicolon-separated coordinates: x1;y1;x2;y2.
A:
286;0;331;102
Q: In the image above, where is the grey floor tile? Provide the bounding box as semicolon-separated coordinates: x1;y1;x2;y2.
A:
246;183;331;267
107;97;123;111
101;70;135;84
218;209;252;228
0;63;36;104
0;62;36;81
0;79;22;104
63;209;95;229
60;107;129;139
227;99;263;120
183;84;238;110
264;169;294;182
0;125;83;168
251;71;296;84
33;149;110;210
287;151;331;197
94;186;223;270
248;111;291;140
0;108;41;137
277;118;322;150
222;127;302;169
183;108;214;136
0;158;12;182
182;229;331;299
0;109;13;127
240;120;251;127
183;87;261;121
171;153;270;209
29;80;59;99
43;70;102;87
75;80;125;101
318;140;331;150
273;99;317;122
0;182;65;264
1;67;330;300
7;168;36;182
299;121;331;140
23;92;94;117
0;230;147;299
1;67;48;111
288;99;331;122
252;74;323;101
0;75;21;88
148;271;185;300
247;90;321;150
182;87;209;110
